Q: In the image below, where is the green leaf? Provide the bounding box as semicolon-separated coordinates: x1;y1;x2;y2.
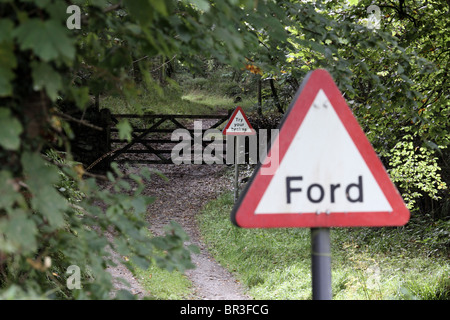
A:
0;108;23;150
187;243;200;254
70;86;90;110
31;62;62;101
116;119;133;142
130;196;153;216
424;140;440;152
30;187;68;228
21;152;68;229
131;255;151;270
124;0;155;25
0;20;14;43
13;19;75;63
0;20;17;97
115;289;137;300
0;170;26;210
0;68;14;97
149;0;168;16
1;209;38;254
187;0;211;12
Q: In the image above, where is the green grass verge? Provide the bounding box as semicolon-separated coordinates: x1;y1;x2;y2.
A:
182;90;256;111
132;264;192;300
101;83;256;117
101;87;216;116
127;228;193;300
198;191;450;300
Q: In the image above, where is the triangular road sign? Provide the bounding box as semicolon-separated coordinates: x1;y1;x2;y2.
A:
231;69;410;228
223;106;256;135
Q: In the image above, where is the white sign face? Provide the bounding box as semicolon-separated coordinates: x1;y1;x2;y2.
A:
223;109;254;135
255;90;392;214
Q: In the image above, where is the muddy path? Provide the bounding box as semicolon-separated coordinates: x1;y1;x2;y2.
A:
144;163;250;300
107;162;250;300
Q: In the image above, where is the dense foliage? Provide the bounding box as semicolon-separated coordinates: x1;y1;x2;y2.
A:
0;0;448;299
242;0;449;214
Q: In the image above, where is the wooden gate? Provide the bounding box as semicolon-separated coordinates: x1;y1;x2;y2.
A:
106;112;231;165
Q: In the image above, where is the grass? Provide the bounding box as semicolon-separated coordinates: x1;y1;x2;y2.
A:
182;90;256;112
198;191;450;300
101;82;257;116
101;85;217;115
132;264;192;300
127;229;193;300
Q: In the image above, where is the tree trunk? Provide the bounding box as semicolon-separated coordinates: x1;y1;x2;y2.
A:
257;75;262;116
159;55;165;84
269;78;283;113
95;93;100;112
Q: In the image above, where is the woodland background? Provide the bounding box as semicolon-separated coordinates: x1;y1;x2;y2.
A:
0;0;448;299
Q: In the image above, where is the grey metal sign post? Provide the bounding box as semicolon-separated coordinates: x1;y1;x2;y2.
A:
234;136;241;202
311;228;332;300
222;107;255;203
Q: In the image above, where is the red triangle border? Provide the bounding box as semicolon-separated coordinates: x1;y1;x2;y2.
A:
222;106;256;135
231;69;410;228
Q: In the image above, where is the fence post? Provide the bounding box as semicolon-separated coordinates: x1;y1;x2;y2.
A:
99;108;112;170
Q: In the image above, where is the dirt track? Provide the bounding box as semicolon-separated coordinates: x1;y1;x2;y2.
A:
145;163;250;300
107;163;250;300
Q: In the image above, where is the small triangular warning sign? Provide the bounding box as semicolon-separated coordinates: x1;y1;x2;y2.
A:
223;106;256;135
231;69;410;228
